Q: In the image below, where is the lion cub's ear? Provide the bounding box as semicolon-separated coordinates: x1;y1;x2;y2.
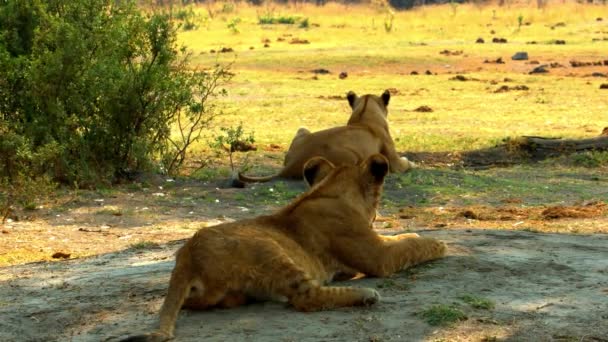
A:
381;90;390;107
346;91;358;109
303;157;335;187
365;154;389;183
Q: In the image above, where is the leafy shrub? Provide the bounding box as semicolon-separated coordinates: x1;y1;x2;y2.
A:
258;15;299;25
299;17;310;28
571;151;608;168
0;0;229;191
210;123;255;172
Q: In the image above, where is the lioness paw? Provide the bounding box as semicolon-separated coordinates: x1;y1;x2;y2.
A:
400;156;417;170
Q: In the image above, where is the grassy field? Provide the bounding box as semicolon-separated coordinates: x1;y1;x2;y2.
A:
2;1;608;267
175;1;608;160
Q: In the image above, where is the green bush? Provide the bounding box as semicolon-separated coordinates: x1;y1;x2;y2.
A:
0;0;229;187
0;0;229;214
258;15;299;25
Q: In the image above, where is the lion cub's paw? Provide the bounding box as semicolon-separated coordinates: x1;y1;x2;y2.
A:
360;288;381;306
435;240;448;256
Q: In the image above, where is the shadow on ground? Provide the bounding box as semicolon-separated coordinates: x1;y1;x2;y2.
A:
1;229;606;342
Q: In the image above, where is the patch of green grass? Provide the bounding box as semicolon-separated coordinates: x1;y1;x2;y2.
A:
258;15;299;25
252;181;304;205
459;294;495;310
570;151;608;168
376;278;408;291
191;167;231;182
129;241;160;250
421;304;468;326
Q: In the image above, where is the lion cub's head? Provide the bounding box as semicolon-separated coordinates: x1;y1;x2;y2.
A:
299;154;389;213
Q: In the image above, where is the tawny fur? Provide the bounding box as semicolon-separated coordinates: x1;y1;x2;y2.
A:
238;90;414;183
121;154;446;342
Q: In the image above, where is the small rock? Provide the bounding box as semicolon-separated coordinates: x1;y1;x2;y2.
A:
425;70;433;75
529;65;549;74
492;37;507;43
339;71;348;79
219;47;234;53
597;17;603;21
311;68;330;74
511;52;529;61
591;72;606;77
450;75;469;81
289;38;309;44
413;105;433;112
600;84;608;89
476;37;485;43
554;40;566;45
263;43;270;48
249;46;254;50
410;71;419;75
52;252;71;259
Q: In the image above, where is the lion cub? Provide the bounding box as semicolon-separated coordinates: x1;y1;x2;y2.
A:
122;154;446;341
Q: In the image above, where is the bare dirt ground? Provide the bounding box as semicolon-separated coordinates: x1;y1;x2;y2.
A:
1;228;607;342
1;163;607;342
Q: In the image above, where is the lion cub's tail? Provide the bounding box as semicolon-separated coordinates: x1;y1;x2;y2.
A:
120;247;195;342
237;171;279;183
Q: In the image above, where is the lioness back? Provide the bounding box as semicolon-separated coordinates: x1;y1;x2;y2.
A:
238;89;415;183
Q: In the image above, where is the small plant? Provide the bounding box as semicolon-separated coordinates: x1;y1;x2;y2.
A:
130;241;160;250
384;9;395;33
421;304;467;326
449;0;458;17
227;17;241;34
210;123;256;173
459;294;495;310
517;14;524;31
221;2;235;14
299;17;310;29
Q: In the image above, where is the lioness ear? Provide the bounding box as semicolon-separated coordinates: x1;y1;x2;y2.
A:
366;154;389;183
303;157;335;187
381;90;390;107
346;91;357;109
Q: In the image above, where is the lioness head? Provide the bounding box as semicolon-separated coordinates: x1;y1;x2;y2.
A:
346;90;391;125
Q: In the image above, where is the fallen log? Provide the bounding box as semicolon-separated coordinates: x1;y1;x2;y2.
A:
405;131;608;168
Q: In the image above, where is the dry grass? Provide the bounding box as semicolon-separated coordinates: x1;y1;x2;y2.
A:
172;1;608;164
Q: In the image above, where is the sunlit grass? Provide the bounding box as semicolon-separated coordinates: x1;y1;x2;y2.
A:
173;1;608;162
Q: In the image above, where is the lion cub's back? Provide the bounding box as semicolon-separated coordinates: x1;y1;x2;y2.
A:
185;219;321;282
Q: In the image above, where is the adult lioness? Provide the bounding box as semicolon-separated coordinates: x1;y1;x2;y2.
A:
121;154;446;342
238;90;414;183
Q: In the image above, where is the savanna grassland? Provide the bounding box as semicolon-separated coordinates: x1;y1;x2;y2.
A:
1;3;608;342
182;1;608;154
1;1;608;265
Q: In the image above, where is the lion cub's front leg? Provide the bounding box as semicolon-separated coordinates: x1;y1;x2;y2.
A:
336;233;447;278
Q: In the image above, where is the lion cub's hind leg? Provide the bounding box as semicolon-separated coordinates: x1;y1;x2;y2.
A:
279;272;379;311
288;283;380;312
182;285;248;310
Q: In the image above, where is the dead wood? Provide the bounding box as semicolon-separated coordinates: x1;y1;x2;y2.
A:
404;133;608;168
